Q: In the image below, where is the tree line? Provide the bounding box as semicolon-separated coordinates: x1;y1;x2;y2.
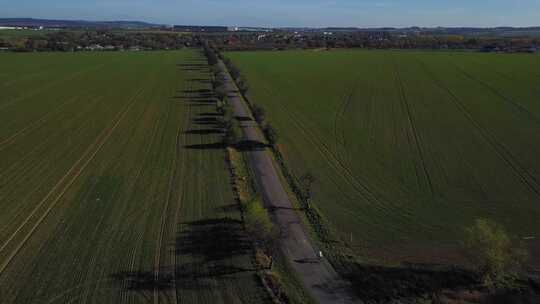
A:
0;30;197;52
199;31;540;53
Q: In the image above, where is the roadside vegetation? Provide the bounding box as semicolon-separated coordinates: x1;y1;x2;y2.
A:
205;31;540;53
204;44;314;303
463;218;529;290
0;29;195;52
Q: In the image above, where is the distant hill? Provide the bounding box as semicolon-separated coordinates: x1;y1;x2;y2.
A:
312;26;540;37
0;18;163;29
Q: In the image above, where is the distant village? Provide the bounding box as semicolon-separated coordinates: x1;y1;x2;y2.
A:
1;21;540;53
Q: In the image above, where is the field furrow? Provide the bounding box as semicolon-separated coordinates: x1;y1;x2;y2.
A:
0;50;268;304
228;50;540;266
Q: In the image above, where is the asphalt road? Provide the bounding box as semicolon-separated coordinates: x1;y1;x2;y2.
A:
219;61;359;304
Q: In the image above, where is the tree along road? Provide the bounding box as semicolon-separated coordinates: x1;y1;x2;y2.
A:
219;61;359;304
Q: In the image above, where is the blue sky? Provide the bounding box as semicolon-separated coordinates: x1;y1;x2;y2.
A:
1;0;540;27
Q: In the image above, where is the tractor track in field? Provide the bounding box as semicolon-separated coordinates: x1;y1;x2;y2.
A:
0;96;78;151
276;92;396;214
47;86;166;303
332;80;356;169
153;75;195;304
0;88;142;276
467;58;540;97
0;64;105;113
68;86;163;304
391;58;435;196
420;60;540;197
0;98;108;242
451;61;540;127
0;95;105;181
1;60;65;88
275;70;414;204
258;77;404;213
1;71;49;88
0;98;110;239
329;72;413;199
171;103;191;304
78;183;128;304
153;90;178;304
86;87;157;304
46;279;114;304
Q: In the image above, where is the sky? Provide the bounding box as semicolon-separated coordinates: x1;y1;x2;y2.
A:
1;0;540;28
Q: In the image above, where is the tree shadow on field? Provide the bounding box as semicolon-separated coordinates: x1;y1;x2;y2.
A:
173;88;215;103
235;140;267;151
235;115;252;122
198;112;223;117
184;128;224;135
110;217;255;294
317;261;478;302
111;271;174;291
174;217;254;278
189;78;212;85
217;203;242;213
177;63;210;72
193;116;220;125
184;142;225;150
184;140;267;152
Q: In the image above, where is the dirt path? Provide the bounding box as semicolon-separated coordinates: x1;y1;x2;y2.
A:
219;61;359;304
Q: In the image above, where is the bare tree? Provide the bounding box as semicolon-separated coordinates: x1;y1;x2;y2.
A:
299;172;317;209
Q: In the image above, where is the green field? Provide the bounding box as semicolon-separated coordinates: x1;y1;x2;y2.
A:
228;50;540;266
0;50;269;303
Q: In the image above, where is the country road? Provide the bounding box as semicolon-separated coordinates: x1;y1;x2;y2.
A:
219;61;359;304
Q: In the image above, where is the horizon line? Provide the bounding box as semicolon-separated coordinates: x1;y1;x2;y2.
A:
1;17;540;30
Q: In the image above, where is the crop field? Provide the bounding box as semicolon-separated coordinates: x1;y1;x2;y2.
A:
228;50;540;266
0;50;269;303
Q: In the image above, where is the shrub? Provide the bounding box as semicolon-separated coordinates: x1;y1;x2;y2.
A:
252;104;266;124
237;76;249;94
215;85;228;101
244;198;278;253
463;218;528;290
263;124;278;147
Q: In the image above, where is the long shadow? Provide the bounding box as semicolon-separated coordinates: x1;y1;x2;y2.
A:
175;89;213;98
177;63;207;68
235;140;267;151
198;112;223;117
184;140;267;151
318;261;478;302
184;142;225;150
175;217;253;278
180;89;212;94
174;98;215;104
178;103;212;107
268;206;302;212
177;63;210;72
111;61;257;295
111;271;174;291
184;129;224;135
173;88;216;104
217;203;241;213
235;115;252;122
110;217;254;292
193;117;219;124
189;78;212;84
